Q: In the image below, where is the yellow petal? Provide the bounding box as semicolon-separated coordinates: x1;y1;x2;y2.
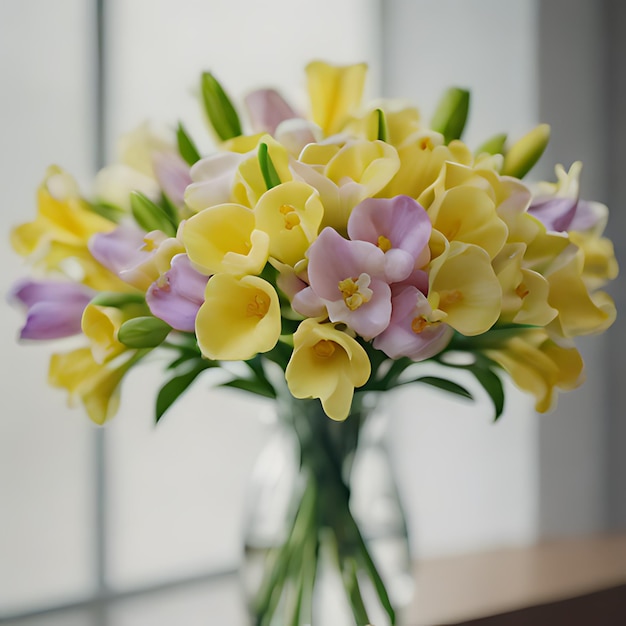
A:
195;274;281;360
81;304;127;364
306;61;367;136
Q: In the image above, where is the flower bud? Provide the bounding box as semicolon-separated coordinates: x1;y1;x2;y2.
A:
430;87;470;144
118;316;172;348
501;124;550;178
201;71;242;141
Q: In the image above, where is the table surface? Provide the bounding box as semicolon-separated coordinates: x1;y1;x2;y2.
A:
3;534;626;626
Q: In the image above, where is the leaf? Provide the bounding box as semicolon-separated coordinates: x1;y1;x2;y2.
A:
221;377;276;399
89;292;146;308
201;71;242;141
431;87;470;144
176;122;201;166
475;133;507;156
130;191;177;236
156;362;210;422
118;316;172;348
466;362;505;421
89;201;125;223
258;142;281;190
411;376;473;400
376;108;388;142
160;192;179;226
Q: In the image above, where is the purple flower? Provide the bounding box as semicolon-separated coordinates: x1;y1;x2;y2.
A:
347;195;432;282
528;196;578;232
10;279;93;340
152;152;192;207
373;285;453;360
146;254;208;332
244;89;299;134
89;224;147;275
306;227;392;340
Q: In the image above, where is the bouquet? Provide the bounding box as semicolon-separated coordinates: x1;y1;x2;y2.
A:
9;61;618;625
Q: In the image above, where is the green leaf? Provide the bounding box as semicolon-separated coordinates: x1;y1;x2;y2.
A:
221;377;276;399
88;201;126;223
431;87;470;144
130;191;177;236
467;362;505;421
412;376;473;399
156;362;210;422
501;124;550;179
475;133;507;156
376;108;388;142
160;192;179;227
201;71;242;141
258;142;281;190
118;316;172;348
89;292;146;308
176;122;201;165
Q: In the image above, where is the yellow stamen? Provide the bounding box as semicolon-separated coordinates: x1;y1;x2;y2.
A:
515;283;530;299
141;236;158;252
246;292;270;318
411;316;429;334
420;137;434;150
377;235;392;252
156;274;170;290
279;204;301;231
440;289;463;307
338;273;373;311
313;339;336;358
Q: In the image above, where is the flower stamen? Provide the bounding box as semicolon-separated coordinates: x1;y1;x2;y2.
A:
377;235;392;252
338;273;373;311
313;339;336;358
279;204;301;231
246;292;270;318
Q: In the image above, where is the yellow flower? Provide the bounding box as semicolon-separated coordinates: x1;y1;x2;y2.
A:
427;240;502;336
484;330;584;413
306;61;367;136
195;274;281;360
254;181;324;266
345;103;422;145
48;347;135;425
11;167;115;260
285;319;371;421
183;203;270;276
81;304;127;364
545;246;616;338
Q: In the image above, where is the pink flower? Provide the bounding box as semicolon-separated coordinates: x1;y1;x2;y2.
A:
373;285;453;360
347;195;431;281
305;227;392;340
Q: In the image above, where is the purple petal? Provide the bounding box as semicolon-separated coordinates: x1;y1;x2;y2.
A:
20;301;86;340
528;196;577;232
569;199;604;231
244;89;299;134
373;286;453;360
10;279;93;308
347;195;432;279
153;152;192;207
89;224;147;275
146;254;208;332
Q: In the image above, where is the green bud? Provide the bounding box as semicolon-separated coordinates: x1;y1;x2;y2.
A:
88;201;126;223
89;292;147;309
176;122;201;166
475;133;507;156
431;87;470;144
130;191;177;236
118;316;172;348
501;124;550;178
258;143;281;190
376;108;388;142
201;71;242;141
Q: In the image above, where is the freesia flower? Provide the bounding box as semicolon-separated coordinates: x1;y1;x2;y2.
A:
244;88;300;135
484;330;585;413
427;240;502;336
285;318;370;421
305;61;367;137
81;304;129;364
10;279;93;340
195;274;281;360
90;225;184;290
347;195;431;281
147;253;209;332
373;286;454;360
304;228;392;340
254;181;324;266
48;347;137;424
183;203;270;276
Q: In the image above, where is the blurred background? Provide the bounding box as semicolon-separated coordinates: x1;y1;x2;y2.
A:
1;0;624;619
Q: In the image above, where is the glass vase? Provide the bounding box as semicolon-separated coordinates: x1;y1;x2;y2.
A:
241;392;413;626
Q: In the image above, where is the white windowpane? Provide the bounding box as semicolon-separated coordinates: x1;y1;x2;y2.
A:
0;0;98;615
